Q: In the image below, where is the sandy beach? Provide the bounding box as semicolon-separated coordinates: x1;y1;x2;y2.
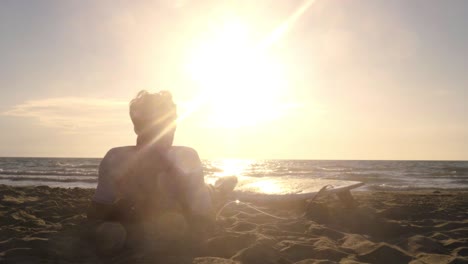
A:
1;185;467;263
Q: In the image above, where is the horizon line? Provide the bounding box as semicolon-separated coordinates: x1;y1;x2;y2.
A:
0;156;466;162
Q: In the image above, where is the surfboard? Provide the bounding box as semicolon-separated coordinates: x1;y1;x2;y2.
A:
232;176;364;202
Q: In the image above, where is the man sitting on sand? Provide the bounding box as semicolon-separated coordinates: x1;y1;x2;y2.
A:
88;90;236;235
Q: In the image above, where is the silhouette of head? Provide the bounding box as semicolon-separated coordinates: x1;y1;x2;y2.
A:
129;90;177;146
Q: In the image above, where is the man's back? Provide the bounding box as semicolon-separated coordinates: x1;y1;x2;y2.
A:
93;145;213;221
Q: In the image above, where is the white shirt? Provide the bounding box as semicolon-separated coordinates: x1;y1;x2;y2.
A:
93;146;213;217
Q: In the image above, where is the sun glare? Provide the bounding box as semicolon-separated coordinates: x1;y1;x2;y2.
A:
205;159;253;185
185;19;287;127
213;158;253;177
247;180;283;194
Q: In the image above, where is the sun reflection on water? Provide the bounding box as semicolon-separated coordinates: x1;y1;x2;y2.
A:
204;159;254;185
213;159;253;177
246;180;283;194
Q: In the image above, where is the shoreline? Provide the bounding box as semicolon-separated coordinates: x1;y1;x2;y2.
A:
1;185;467;263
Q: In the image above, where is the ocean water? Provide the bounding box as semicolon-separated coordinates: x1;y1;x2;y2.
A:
0;157;467;191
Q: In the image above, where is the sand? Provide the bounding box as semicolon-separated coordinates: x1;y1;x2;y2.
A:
1;184;467;264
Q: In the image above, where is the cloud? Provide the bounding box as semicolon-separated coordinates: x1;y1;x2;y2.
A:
3;91;311;139
2;97;130;132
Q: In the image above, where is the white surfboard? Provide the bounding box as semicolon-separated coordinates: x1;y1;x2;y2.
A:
232;176;364;202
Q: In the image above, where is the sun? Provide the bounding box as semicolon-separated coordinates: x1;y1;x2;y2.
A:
185;19;287;128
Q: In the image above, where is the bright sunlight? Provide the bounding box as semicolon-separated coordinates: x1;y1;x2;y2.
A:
185;19;288;128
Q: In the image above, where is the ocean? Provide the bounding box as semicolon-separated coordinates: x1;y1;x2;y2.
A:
0;157;467;191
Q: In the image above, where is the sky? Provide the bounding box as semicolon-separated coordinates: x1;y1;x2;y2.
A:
0;0;467;160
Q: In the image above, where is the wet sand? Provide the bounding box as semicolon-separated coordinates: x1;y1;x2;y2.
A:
1;184;467;263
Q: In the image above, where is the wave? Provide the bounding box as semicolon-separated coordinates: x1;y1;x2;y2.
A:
317;167;350;172
55;162;99;169
0;170;98;177
1;158;467;190
0;175;97;183
366;183;468;191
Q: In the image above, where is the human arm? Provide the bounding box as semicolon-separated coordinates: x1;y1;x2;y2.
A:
88;146;136;221
165;147;214;227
